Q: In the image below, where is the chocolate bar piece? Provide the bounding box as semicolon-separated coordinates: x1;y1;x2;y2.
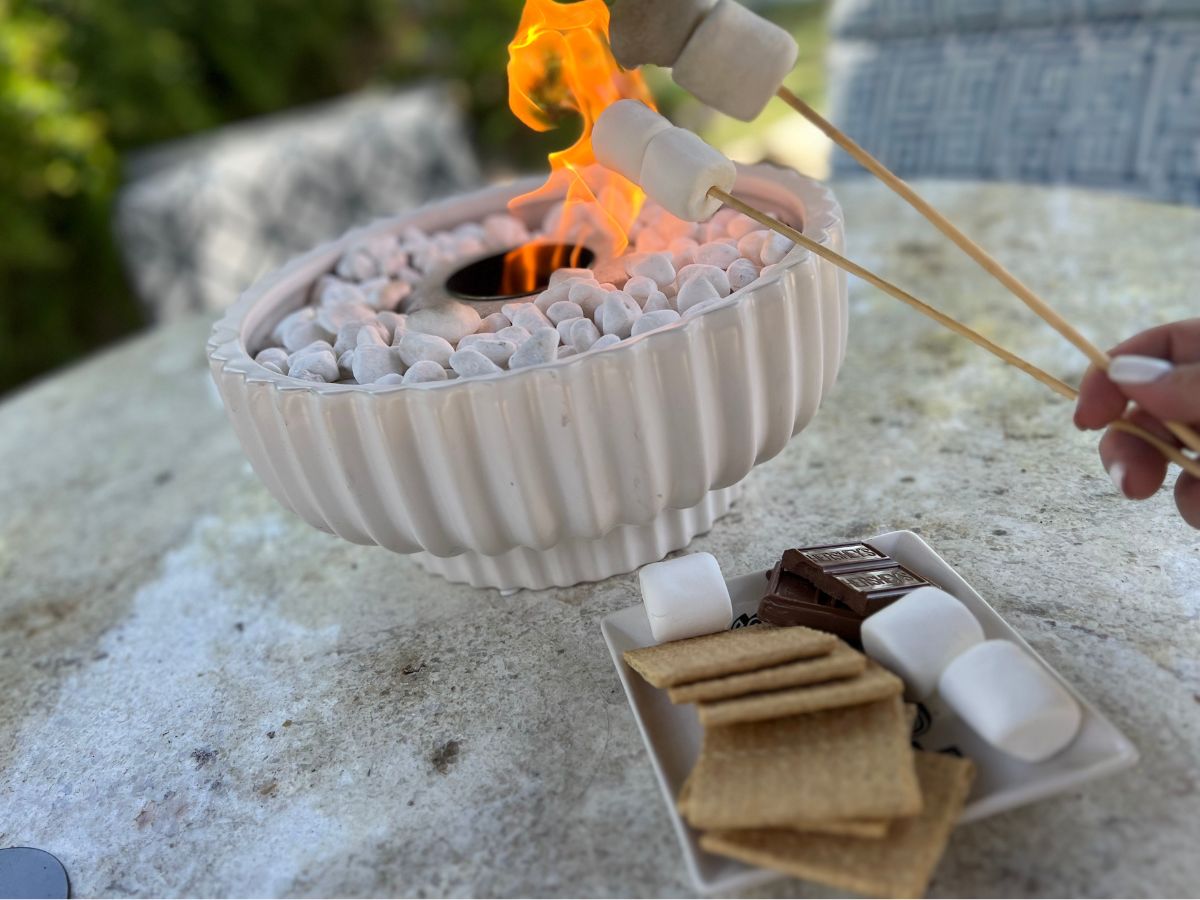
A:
757;562;865;644
783;544;931;616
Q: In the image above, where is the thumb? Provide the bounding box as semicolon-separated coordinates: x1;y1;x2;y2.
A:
1106;356;1200;423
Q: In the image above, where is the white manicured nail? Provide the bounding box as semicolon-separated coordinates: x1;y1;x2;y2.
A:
1107;461;1127;496
1108;355;1173;385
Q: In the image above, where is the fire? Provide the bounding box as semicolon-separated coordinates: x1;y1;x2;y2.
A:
503;0;656;294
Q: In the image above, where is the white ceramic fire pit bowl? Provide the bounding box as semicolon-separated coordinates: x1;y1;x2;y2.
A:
208;163;847;589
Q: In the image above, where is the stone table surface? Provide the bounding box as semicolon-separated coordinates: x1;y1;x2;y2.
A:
2;181;1198;898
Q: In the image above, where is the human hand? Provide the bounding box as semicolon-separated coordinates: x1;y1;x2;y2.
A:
1074;318;1200;528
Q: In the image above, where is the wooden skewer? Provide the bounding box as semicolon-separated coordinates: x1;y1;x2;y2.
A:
708;186;1200;480
774;86;1200;458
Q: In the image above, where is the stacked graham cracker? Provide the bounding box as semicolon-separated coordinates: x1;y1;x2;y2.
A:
624;624;974;898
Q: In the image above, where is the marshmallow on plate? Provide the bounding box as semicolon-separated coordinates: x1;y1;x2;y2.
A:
860;586;984;701
639;552;733;643
938;639;1083;763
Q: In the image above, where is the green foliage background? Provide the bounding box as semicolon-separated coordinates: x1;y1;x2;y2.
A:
0;0;824;397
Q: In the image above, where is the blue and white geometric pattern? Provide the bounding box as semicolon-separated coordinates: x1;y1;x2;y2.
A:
828;4;1200;205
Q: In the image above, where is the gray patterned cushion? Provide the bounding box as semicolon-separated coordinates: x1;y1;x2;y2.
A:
115;85;481;321
828;3;1200;204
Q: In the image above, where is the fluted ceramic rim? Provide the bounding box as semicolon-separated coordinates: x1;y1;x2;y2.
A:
207;162;842;394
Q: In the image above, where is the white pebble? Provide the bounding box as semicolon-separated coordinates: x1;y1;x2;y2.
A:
630;252;676;289
337;349;356;379
632;309;682;336
406;300;482;343
682;296;725;319
282;319;334;353
549;267;595;286
590;257;628;287
558;345;577;359
497;325;531;345
508;327;560;370
335;242;381;281
458;335;517;366
361;278;411;312
271;307;314;345
676;263;731;297
761;231;795;265
726;257;760;291
357;325;387;348
260;360;285;376
642;290;674;313
597;293;641;338
567;281;609;317
510;304;552;333
288;349;339;383
255;347;289;370
567;317;601;352
313;276;366;308
556;317;582;345
695;241;741;269
590;334;622;352
397;332;454;368
376;311;406;343
668;237;699;270
726;215;758;240
676;276;722;314
450;348;504;379
737;230;770;262
375;373;406;386
477;312;510;334
623;275;658;303
402;360;448;384
352;344;405;384
546;300;584;326
287;340;334;365
316;300;375;334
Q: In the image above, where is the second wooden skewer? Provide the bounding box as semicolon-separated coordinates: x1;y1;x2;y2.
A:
707;186;1200;480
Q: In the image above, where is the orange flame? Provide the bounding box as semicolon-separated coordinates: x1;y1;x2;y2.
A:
503;0;656;293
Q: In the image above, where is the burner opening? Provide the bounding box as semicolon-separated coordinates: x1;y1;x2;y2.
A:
445;243;595;302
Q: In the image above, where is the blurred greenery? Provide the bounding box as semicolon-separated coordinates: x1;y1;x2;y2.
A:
0;0;825;397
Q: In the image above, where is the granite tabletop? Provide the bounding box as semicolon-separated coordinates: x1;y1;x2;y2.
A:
1;180;1198;898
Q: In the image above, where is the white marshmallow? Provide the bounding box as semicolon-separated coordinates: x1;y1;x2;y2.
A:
609;0;716;68
672;0;799;122
593;100;674;187
860;587;984;701
638;552;732;643
639;126;736;222
938;640;1083;762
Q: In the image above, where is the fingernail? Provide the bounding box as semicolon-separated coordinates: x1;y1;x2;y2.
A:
1108;355;1173;385
1107;461;1127;497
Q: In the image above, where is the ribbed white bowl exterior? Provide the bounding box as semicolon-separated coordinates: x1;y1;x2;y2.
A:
208;164;847;589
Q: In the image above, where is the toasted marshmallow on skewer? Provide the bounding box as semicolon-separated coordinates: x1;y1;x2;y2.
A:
609;0;799;122
609;0;715;69
593;101;735;222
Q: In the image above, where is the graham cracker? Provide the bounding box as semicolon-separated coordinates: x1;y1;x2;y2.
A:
623;624;836;689
679;769;887;839
682;695;921;830
699;751;975;898
668;641;867;704
696;661;904;727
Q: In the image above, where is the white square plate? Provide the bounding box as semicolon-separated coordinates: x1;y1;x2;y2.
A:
600;530;1139;895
